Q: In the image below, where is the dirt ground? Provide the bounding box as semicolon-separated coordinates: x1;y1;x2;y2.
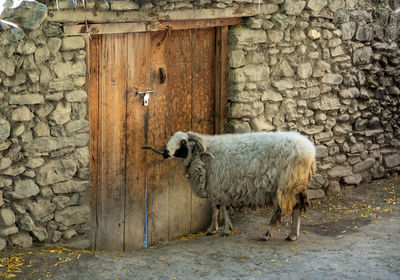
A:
1;178;400;280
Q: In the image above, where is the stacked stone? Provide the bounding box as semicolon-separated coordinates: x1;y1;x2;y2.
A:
227;0;400;198
0;1;90;250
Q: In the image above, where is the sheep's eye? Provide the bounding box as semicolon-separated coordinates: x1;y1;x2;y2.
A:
180;140;187;146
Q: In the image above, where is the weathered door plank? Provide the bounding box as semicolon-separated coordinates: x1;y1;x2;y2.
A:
215;26;228;134
146;30;170;245
88;35;100;249
63;18;242;35
165;29;193;240
96;34;128;250
125;32;150;250
191;28;216;134
190;28;215;232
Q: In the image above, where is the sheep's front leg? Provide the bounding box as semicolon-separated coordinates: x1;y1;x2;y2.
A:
206;204;220;235
221;206;233;236
261;207;281;241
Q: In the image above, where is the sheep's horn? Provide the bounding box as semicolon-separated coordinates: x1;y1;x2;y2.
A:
141;145;164;155
187;132;207;152
201;151;214;159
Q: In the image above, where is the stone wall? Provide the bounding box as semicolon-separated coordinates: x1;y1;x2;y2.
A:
0;0;400;250
0;1;89;250
226;0;400;198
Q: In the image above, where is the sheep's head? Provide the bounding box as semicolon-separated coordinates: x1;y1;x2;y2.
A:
142;131;207;160
163;132;206;159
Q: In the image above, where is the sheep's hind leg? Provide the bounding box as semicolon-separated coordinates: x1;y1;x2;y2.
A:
286;191;309;241
221;206;233;236
286;200;301;241
300;190;310;211
206;204;220;235
261;207;281;241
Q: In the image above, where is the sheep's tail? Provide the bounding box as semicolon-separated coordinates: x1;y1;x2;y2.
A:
309;159;316;182
277;156;316;216
300;159;316;213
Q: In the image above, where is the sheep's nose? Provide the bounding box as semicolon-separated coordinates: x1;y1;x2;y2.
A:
162;150;170;159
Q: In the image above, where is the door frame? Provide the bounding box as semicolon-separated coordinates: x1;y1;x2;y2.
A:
85;19;238;250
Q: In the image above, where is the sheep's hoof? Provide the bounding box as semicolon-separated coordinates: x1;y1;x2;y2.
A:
206;230;217;236
220;231;230;237
285;234;297;241
259;233;272;241
259;236;269;241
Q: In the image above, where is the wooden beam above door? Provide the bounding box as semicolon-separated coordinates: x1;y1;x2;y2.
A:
49;6;259;24
63;18;242;35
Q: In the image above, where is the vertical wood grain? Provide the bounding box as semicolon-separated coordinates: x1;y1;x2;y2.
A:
190;28;215;232
96;34;127;250
215;26;228;134
166;30;193;133
191;28;215;134
147;30;170;244
125;32;150;250
88;35;100;249
165;29;193;240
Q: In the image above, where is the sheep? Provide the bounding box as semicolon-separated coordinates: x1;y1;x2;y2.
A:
142;131;316;241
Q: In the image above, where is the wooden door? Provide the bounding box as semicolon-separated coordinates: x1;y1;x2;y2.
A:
89;27;227;250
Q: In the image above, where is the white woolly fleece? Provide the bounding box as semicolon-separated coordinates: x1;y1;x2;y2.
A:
168;131;316;216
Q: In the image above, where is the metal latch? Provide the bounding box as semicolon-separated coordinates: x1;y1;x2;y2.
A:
136;89;157;106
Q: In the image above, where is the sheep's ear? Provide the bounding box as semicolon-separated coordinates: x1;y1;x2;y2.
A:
187;132;206;152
